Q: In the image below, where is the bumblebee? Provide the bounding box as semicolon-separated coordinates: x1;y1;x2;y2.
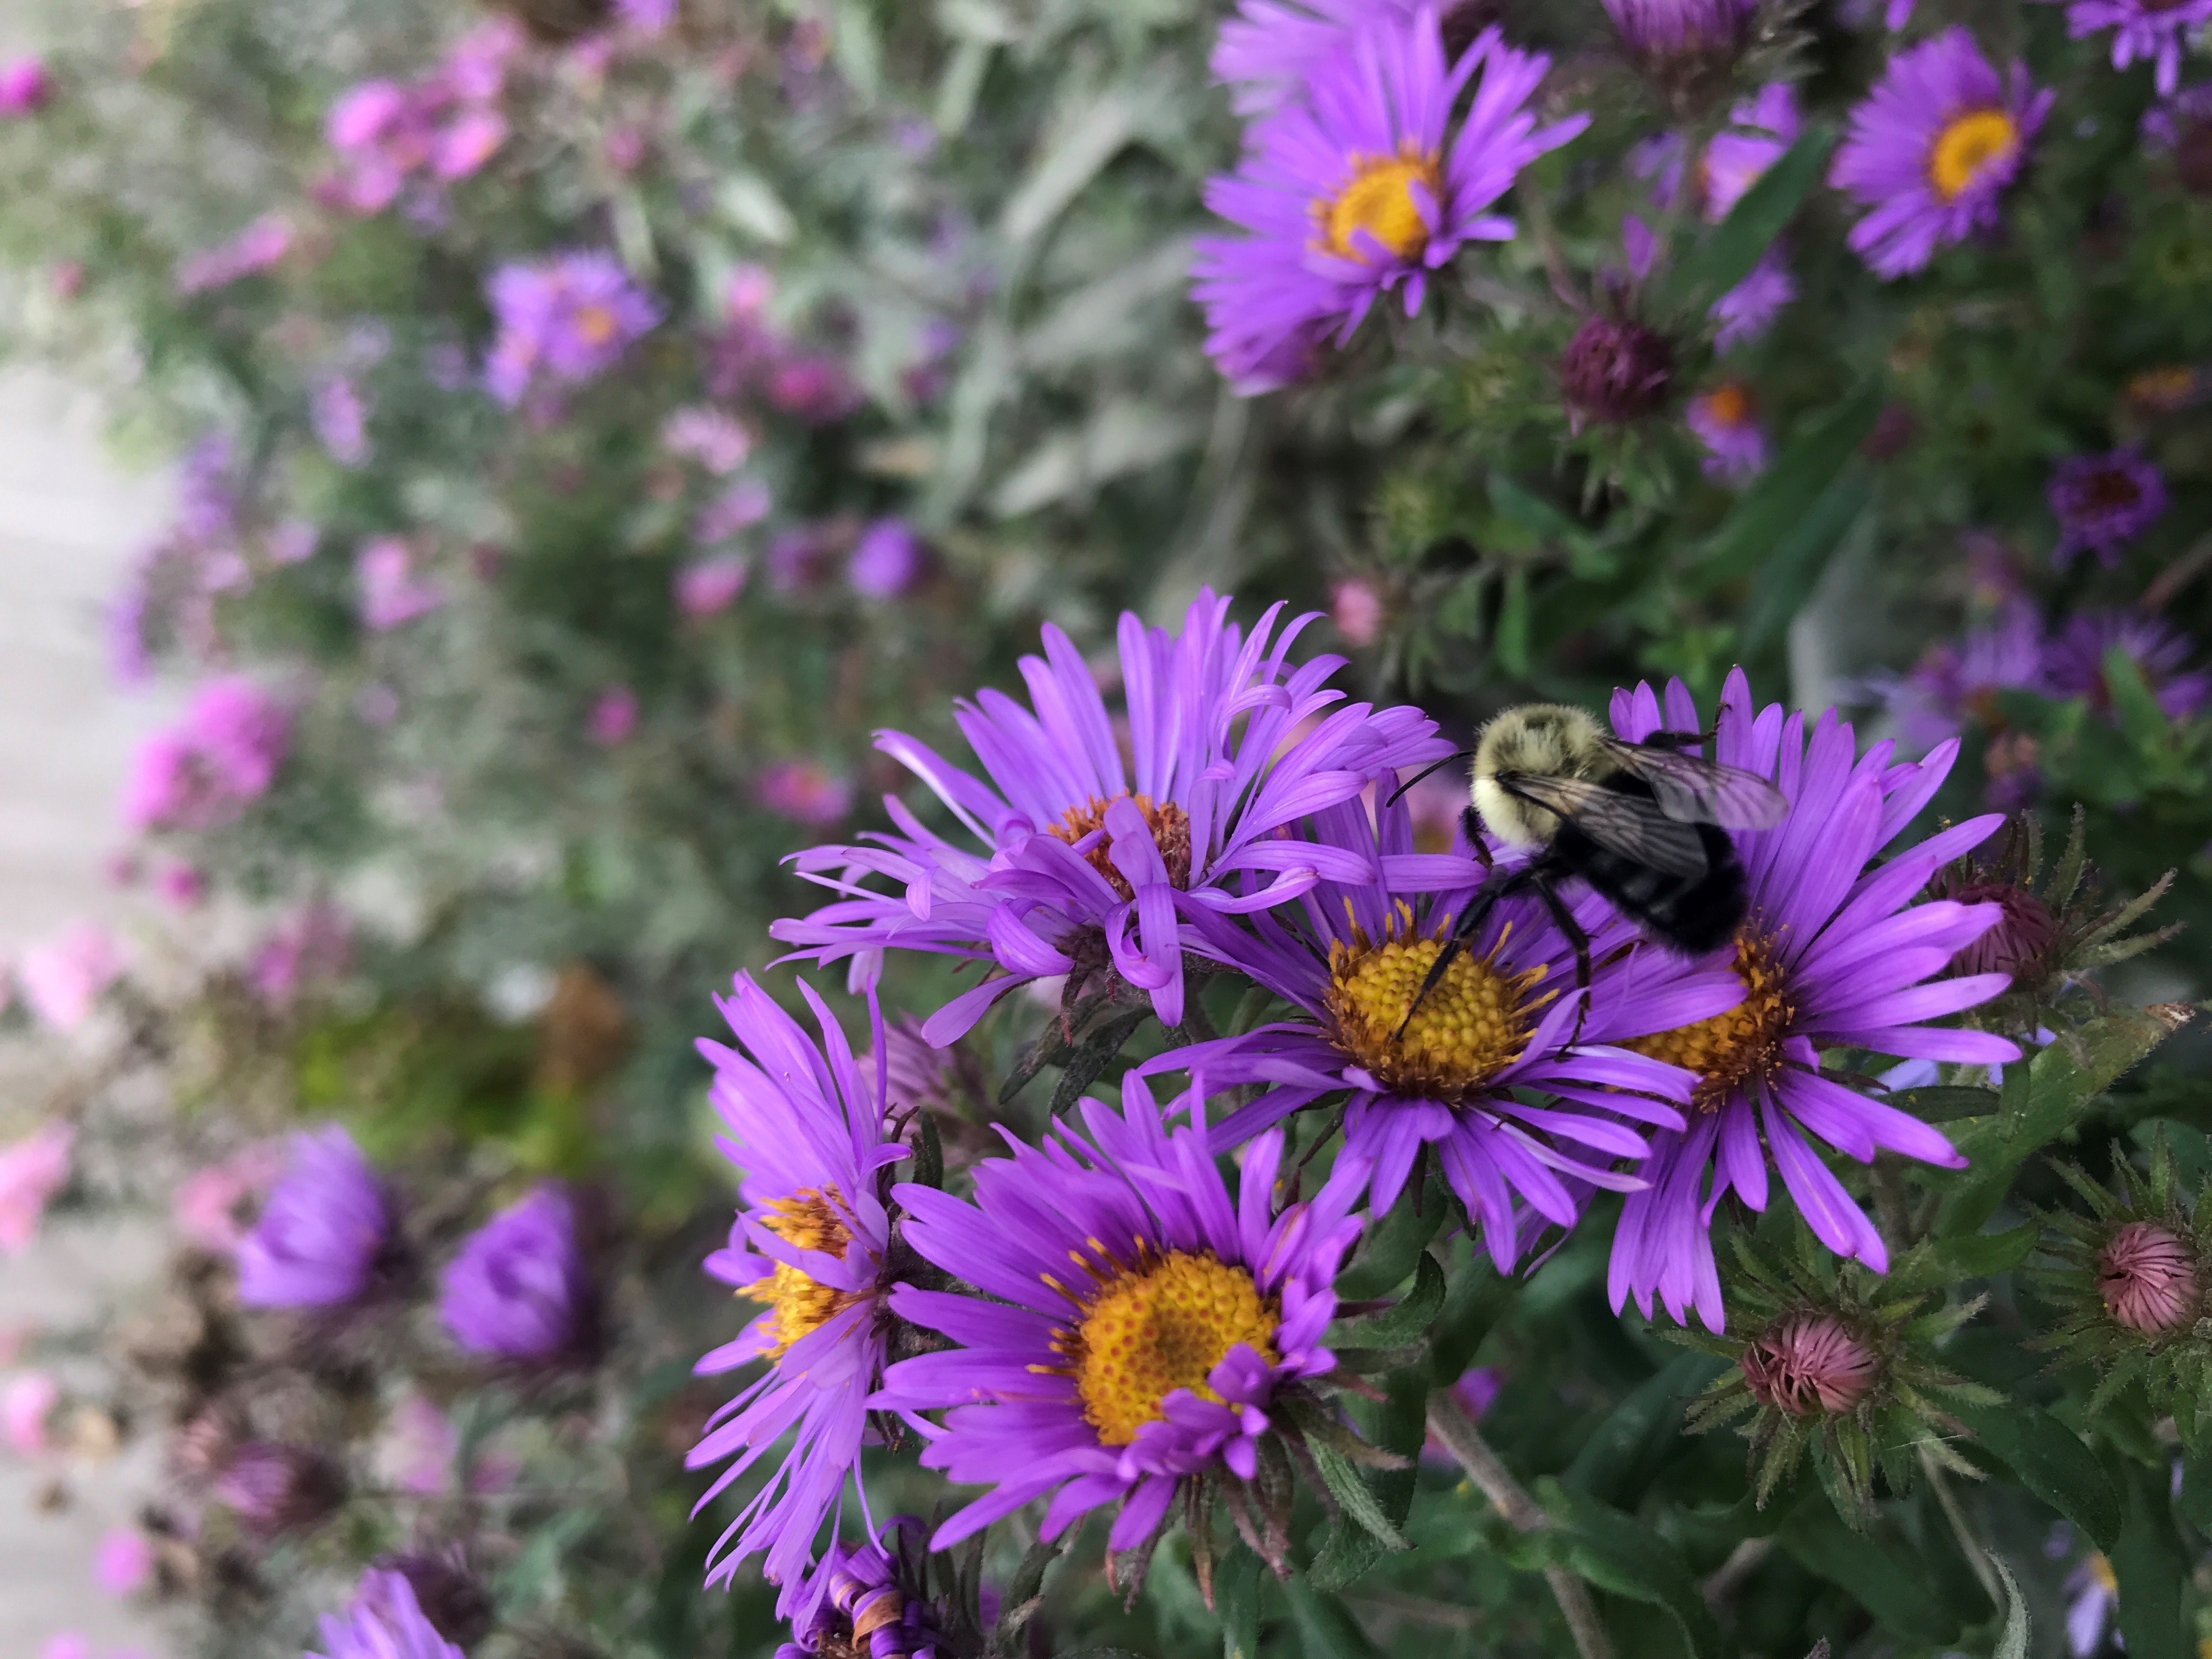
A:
1393;702;1787;1036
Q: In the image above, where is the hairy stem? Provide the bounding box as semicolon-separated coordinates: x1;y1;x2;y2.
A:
1426;1388;1615;1659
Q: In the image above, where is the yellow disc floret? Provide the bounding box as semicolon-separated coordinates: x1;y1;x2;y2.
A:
744;1188;857;1358
573;303;620;347
1622;931;1792;1112
1049;792;1193;899
1065;1249;1279;1445
1927;109;2018;204
1324;900;1547;1101
1317;149;1442;263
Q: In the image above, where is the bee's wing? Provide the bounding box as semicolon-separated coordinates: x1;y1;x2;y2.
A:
1492;772;1711;878
1606;741;1788;830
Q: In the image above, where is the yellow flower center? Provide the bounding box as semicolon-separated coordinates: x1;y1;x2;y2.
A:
744;1189;857;1358
1927;109;2018;204
2089;1553;2118;1596
1622;932;1792;1111
1317;149;1441;263
574;303;620;347
1049;792;1192;900
1060;1249;1279;1446
1324;901;1548;1101
1704;382;1752;428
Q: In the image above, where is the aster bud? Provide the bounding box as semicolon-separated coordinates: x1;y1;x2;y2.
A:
1601;0;1759;116
374;1551;496;1650
1945;880;2059;986
1561;314;1676;430
1740;1313;1881;1416
2097;1221;2198;1335
213;1440;347;1539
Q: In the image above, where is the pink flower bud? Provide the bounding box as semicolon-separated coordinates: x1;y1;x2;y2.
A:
2098;1221;2198;1335
1739;1313;1880;1416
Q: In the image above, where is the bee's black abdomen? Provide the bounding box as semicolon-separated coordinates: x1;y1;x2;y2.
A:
1550;787;1749;957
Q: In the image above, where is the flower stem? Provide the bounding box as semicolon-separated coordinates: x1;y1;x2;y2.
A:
1426;1388;1615;1659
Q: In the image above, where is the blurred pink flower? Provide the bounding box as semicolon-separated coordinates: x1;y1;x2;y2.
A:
40;1635;89;1659
617;0;679;32
121;675;290;833
357;538;445;630
173;216;292;297
847;518;926;600
268;520;320;566
433;109;506;179
20;924;121;1031
93;1528;154;1596
311;377;372;466
756;759;854;826
173;1142;285;1252
1331;577;1385;647
3;1372;58;1454
153;860;205;910
662;406;752;474
0;1123;71;1252
675;555;747;617
0;57;52;116
588;685;639;746
692;479;772;545
250;904;353;1011
378;1392;458;1495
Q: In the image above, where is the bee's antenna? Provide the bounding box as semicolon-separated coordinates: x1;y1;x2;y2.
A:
1384;751;1475;808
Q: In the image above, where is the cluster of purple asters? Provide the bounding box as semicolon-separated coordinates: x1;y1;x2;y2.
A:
319;19;521;216
121;674;290;835
679;587;2040;1650
483;250;660;407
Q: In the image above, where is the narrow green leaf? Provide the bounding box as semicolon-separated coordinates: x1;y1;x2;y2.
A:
2112;1459;2190;1659
1779;1499;1957;1644
1664;123;1837;314
1284;1579;1386;1659
1737;475;1870;653
1426;1250;1511;1386
911;1110;945;1191
1309;1375;1425;1592
1342;1251;1447;1348
1541;1480;1721;1659
2104;644;2172;750
1991;1554;2032;1659
1889;1086;2001;1124
1336;1181;1446;1299
1561;1352;1726;1509
1304;1426;1410;1552
1046;1008;1150;1116
1699;385;1887;582
1497;567;1531;678
1887;1225;2039;1294
1954;1403;2123;1550
1218;1551;1261;1659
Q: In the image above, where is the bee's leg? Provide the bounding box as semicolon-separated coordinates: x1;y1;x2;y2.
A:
1385;750;1475;808
1392;868;1530;1043
1527;875;1595;1046
1461;807;1493;868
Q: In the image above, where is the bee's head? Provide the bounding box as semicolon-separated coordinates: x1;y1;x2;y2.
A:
1471;704;1606;848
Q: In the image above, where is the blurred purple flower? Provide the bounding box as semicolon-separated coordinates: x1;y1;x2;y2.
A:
3;1372;56;1454
0;1123;71;1253
2044;0;2212;95
20;924;121;1032
617;0;679;32
1831;28;2051;278
123;676;290;836
766;525;835;592
1601;0;1757;62
1686;382;1767;481
694;479;772;545
357;538;446;630
174;1141;285;1253
174;216;293;297
1711;251;1795;351
757;760;855;827
676;555;748;617
587;685;639;746
483;251;658;405
2045;610;2212;722
847;518;927;600
2049;447;2167;567
268;520;320;566
438;1184;594;1363
93;1529;154;1597
1875;600;2050;752
214;1441;347;1538
662;406;753;474
1332;575;1386;646
432;108;505;179
251;904;353;1011
1210;0;1423;113
309;1570;466;1659
235;1126;394;1310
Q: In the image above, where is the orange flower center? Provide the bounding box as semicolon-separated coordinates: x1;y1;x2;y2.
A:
1927;109;2018;204
1622;931;1792;1111
1049;792;1192;900
743;1189;857;1358
1316;149;1441;263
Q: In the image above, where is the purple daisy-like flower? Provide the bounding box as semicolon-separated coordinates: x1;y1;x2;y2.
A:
1711;251;1795;351
1686;381;1768;481
1830;28;2052;279
873;1072;1368;1550
2046;0;2212;96
687;973;908;1624
1210;0;1424;114
235;1126;395;1310
1604;671;2021;1330
2045;610;2212;723
2049;447;2168;567
437;1183;595;1363
483;250;659;407
309;1569;464;1659
1192;11;1587;394
771;590;1449;1042
1875;600;2050;753
1145;794;1733;1271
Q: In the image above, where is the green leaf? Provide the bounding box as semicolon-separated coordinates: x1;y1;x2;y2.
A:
1778;1499;1957;1644
1887;1225;2039;1294
1497;567;1531;678
2104;644;2172;751
1336;1181;1447;1299
1991;1554;2032;1659
1663;122;1837;314
1561;1352;1727;1509
1046;1007;1151;1117
1889;1086;2002;1124
1309;1375;1425;1592
1425;1250;1512;1386
2112;1459;2190;1659
1736;475;1870;653
912;1109;945;1191
1218;1552;1261;1659
1302;1424;1411;1553
1541;1480;1722;1659
1699;385;1887;582
1284;1580;1386;1659
1341;1251;1447;1348
1953;1403;2123;1550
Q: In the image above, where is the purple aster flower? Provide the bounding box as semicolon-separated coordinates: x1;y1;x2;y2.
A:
2044;0;2212;96
483;251;659;407
1830;28;2052;278
771;590;1450;1042
776;1525;945;1659
357;538;446;631
1873;600;2050;753
1602;0;1758;84
1146;793;1734;1272
1605;671;2020;1330
1700;84;1803;217
1711;251;1795;350
2066;1552;2118;1657
308;1569;464;1659
121;675;290;834
2045;610;2212;723
215;1441;348;1538
2049;447;2168;567
847;518;928;600
687;974;908;1624
1209;0;1424;113
1192;12;1587;394
873;1071;1369;1550
235;1126;397;1310
312;376;373;467
437;1183;595;1363
1686;381;1768;481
